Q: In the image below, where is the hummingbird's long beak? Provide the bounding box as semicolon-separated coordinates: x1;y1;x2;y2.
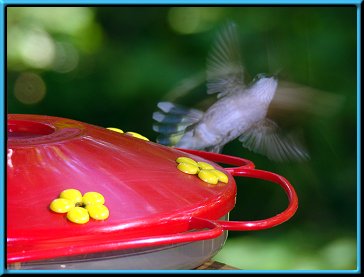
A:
273;67;284;78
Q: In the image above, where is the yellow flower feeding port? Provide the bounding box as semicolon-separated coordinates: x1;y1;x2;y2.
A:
50;189;109;224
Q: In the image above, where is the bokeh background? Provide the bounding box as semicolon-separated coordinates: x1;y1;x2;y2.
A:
6;6;358;270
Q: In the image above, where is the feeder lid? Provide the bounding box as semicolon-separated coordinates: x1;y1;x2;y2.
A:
7;114;237;263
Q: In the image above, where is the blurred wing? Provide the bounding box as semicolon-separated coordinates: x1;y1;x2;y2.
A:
206;21;245;98
239;118;310;162
270;81;345;117
162;71;206;102
152;102;204;146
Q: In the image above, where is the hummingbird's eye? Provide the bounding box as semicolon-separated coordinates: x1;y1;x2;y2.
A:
256;73;269;80
251;73;274;84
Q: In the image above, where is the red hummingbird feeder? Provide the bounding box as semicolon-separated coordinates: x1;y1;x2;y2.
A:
7;114;298;270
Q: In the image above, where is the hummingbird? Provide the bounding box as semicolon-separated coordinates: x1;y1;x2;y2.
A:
153;22;325;162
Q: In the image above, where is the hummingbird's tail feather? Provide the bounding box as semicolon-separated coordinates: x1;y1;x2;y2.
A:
155;132;185;146
152;101;204;146
152;123;188;134
155;102;204;121
239;118;310;162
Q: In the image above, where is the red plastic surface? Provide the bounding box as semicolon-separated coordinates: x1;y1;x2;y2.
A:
179;149;299;230
7;114;298;264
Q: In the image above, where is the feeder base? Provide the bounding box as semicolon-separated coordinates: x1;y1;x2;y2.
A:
195;260;239;270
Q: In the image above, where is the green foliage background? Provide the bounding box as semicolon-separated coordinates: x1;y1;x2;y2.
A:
7;6;358;270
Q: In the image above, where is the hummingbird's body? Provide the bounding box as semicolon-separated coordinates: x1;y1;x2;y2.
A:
153;22;310;162
176;78;277;153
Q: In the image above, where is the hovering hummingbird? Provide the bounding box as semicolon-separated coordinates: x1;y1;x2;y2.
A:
153;22;339;162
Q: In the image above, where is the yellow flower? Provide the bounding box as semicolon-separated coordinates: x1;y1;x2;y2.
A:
175;157;229;185
125;131;149;141
107;127;149;141
50;189;109;224
106;127;124;133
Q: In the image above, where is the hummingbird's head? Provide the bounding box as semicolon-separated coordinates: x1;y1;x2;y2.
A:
249;73;278;103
